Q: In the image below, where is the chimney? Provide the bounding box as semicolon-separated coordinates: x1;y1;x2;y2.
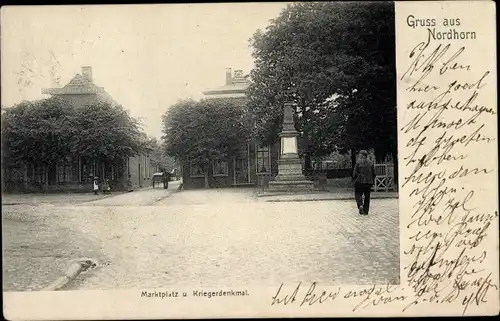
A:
82;66;92;81
225;68;232;85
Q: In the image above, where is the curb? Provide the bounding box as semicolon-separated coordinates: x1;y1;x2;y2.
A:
264;195;398;202
259;193;399;202
41;259;96;291
2;202;56;206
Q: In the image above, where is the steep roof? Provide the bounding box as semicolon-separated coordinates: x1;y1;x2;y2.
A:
42;73;105;95
64;74;97;88
41;68;117;107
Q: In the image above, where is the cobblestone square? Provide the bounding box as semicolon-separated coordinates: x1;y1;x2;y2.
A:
3;188;399;291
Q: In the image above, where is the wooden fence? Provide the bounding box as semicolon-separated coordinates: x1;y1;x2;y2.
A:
373;162;396;192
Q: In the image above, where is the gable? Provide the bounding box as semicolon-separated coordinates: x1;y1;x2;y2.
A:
64;74;96;89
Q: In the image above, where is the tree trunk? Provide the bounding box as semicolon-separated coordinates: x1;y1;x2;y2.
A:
350;148;357;170
78;157;82;183
302;131;312;171
374;147;386;163
299;102;312;171
44;164;49;190
304;153;311;172
391;147;398;187
23;163;28;190
204;164;209;189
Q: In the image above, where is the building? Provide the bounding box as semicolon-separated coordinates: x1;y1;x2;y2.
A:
2;66;153;192
181;68;280;189
41;66;116;107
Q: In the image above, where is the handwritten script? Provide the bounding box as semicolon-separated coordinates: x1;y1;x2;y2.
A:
271;282;407;312
399;29;498;315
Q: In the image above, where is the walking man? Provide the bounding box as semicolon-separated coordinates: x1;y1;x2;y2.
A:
352;150;376;215
163;170;170;189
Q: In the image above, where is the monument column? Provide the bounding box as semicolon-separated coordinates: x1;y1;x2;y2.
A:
267;102;314;193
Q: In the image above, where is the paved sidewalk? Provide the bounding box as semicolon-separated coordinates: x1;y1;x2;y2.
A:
154;186;255;206
257;191;398;202
81;180;181;206
2;205;105;291
1;192;116;206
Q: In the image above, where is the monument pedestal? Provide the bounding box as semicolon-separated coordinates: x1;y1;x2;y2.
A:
266;102;314;194
267;153;314;193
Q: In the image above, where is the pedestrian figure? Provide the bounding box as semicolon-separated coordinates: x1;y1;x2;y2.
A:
103;178;111;194
352;150;376;215
93;177;99;195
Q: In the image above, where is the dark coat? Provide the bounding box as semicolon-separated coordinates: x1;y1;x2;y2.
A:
353;159;376;185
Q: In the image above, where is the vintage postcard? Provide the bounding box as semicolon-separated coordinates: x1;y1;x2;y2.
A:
1;1;498;319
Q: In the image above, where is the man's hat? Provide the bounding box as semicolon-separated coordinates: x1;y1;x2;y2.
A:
359;150;368;156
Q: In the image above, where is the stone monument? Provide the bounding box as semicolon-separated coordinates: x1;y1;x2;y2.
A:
267;102;314;193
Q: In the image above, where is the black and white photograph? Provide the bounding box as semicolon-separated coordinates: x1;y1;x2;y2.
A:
1;2;399;294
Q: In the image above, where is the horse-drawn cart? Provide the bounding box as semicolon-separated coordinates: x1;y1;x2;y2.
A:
152;172;165;188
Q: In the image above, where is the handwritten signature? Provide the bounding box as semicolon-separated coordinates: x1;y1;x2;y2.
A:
271;282;406;312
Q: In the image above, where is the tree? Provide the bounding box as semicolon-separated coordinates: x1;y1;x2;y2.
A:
247;2;396;174
145;137;176;172
2;98;145;186
1;97;76;187
162;99;252;188
71;102;143;162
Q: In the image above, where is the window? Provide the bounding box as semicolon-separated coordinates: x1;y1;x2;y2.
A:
190;162;205;177
57;162;72;183
34;164;45;184
256;144;271;174
212;159;229;177
104;163;118;181
81;160;93;182
7;165;24;182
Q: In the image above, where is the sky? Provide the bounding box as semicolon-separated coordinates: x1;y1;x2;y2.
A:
1;3;288;138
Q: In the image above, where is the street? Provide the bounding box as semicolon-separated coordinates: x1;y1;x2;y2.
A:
2;185;399;291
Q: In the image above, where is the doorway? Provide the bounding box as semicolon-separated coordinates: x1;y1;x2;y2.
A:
233;144;251;185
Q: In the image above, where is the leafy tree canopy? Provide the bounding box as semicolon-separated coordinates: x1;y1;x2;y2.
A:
145;137;177;172
2;97;145;165
2;97;76;165
72;101;144;161
247;1;396;163
162;98;253;187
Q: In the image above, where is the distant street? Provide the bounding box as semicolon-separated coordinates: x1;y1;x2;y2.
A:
83;180;182;206
0;180;181;207
2;185;399;291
